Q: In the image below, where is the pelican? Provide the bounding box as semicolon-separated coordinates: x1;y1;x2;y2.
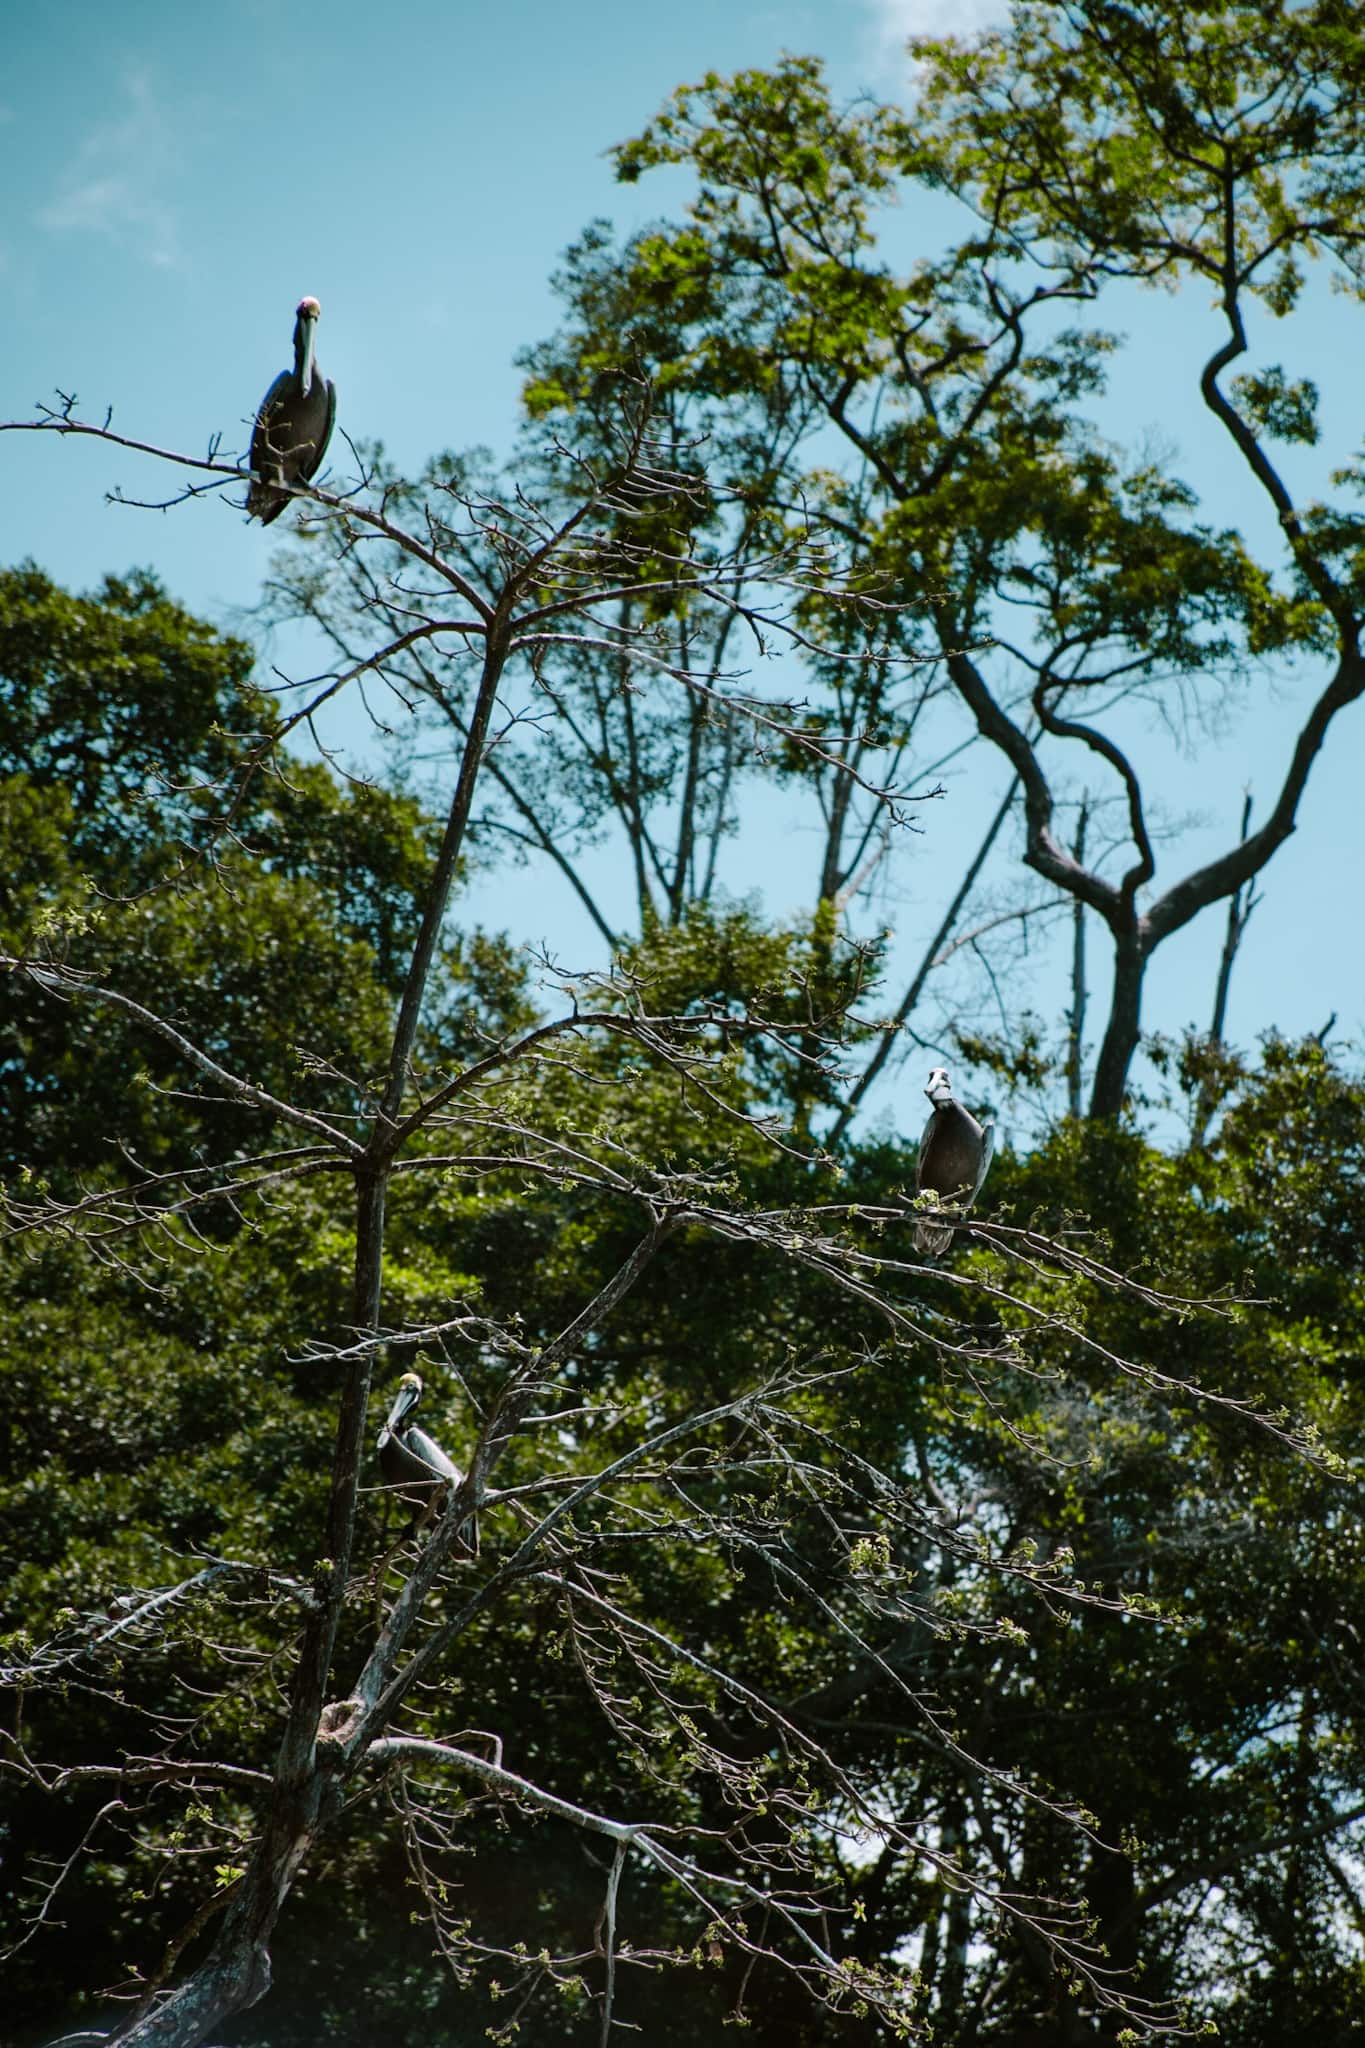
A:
376;1372;477;1554
246;296;337;525
914;1066;994;1256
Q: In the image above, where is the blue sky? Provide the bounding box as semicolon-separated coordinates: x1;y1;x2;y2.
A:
2;0;1361;1135
2;0;927;589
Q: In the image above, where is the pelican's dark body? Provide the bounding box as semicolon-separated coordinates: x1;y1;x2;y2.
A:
247;297;336;525
915;1067;993;1256
377;1374;477;1554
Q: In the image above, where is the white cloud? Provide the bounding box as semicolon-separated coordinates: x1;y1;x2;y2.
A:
860;0;1013;86
37;71;181;268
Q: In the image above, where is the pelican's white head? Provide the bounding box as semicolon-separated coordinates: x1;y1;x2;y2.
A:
378;1371;424;1448
925;1066;954;1107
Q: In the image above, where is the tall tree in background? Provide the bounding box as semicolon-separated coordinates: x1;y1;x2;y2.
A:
487;0;1365;1117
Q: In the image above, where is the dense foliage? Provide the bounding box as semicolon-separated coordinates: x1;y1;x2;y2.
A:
2;565;1362;2046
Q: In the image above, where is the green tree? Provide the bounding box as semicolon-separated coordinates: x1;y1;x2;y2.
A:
503;8;1365;1116
0;563;441;1183
812;1043;1365;2045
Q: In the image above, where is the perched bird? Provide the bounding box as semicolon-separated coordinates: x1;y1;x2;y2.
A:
914;1065;994;1256
376;1372;477;1554
246;296;336;525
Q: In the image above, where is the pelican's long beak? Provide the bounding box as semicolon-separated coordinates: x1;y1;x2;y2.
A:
296;309;318;395
379;1377;420;1444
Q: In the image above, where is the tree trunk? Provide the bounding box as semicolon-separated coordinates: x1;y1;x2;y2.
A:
1088;922;1145;1121
1067;800;1089;1120
112;1767;338;2043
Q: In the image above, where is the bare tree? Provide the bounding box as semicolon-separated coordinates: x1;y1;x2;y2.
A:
0;382;1308;2046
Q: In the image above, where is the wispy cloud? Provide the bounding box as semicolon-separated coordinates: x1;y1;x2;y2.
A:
860;0;1013;85
38;71;181;268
